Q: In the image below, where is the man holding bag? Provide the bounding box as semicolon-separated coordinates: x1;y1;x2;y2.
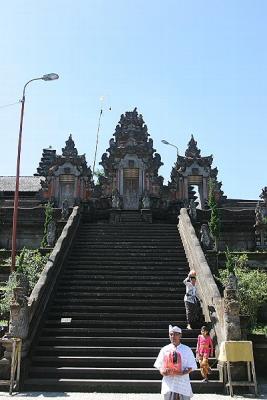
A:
154;325;197;400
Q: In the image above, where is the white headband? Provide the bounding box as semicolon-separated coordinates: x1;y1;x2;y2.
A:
169;324;182;334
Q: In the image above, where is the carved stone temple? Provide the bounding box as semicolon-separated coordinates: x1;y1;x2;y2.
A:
35;134;94;208
169;135;225;208
0;107;263;249
0;107;266;393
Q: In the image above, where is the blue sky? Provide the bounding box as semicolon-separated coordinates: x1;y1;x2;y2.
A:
0;0;266;199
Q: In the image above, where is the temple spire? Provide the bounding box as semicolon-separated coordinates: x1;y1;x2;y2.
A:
62;134;78;157
185;134;201;158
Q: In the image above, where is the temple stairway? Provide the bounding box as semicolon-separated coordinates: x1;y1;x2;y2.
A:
24;217;223;393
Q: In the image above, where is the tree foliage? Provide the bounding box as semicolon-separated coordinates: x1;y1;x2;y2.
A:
219;252;267;327
0;249;50;317
208;178;220;246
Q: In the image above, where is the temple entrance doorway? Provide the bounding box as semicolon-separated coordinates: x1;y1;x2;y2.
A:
190;185;204;210
191;185;202;209
59;175;75;207
123;168;140;209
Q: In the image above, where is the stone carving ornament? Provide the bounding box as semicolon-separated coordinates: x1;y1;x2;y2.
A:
223;274;241;340
189;199;197;221
9;287;29;340
61;199;69;220
255;201;265;225
141;190;151;209
8;273;29;339
47;219;57;247
200;224;214;250
112;190;121;209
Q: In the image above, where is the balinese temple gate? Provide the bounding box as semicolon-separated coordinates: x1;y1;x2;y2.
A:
99;107;164;210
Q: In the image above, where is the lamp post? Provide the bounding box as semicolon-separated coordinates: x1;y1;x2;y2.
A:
11;73;59;272
161;139;179;158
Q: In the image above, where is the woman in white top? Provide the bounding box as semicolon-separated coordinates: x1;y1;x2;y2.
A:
183;272;200;329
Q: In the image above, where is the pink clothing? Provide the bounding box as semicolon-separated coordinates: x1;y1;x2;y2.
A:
196;335;213;358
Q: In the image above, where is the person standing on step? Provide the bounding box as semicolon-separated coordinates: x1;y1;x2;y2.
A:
196;325;213;382
183;270;200;329
154;325;197;400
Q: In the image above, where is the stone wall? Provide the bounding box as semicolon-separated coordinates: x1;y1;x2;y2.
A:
0;207;62;249
196;208;256;251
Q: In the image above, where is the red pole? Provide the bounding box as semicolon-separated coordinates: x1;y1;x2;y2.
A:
10;74;59;271
11;96;25;272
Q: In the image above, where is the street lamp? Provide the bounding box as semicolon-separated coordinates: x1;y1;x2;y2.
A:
161;139;179;158
11;73;59;271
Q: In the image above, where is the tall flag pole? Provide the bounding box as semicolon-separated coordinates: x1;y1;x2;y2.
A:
92;96;111;178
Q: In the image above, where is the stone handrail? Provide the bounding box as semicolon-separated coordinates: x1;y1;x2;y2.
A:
178;208;225;351
25;206;81;355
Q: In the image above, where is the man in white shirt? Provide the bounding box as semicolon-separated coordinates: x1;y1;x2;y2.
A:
154;325;197;400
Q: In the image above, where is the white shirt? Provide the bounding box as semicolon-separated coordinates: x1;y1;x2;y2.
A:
154;343;197;397
183;278;198;304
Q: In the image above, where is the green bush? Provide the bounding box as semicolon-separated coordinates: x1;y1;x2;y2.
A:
41;202;54;248
219;253;267;327
0;249;50;317
225;248;248;274
0;272;17;317
251;324;267;336
208;178;220;248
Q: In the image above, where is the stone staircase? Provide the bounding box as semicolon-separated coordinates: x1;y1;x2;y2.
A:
24;216;223;393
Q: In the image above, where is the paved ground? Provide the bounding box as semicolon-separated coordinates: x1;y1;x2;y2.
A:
0;387;266;400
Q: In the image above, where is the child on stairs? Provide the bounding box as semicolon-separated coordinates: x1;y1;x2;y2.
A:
196;325;213;382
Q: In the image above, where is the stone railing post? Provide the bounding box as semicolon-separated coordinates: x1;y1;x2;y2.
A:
223;274;241;341
178;208;225;351
0;274;30;379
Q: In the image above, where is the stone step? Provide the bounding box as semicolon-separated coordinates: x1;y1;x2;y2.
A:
76;231;180;236
76;232;181;236
27;365;219;381
33;350;217;361
57;281;183;288
77;226;179;232
62;271;187;278
30;356;162;367
37;334;200;346
45;319;186;327
54;291;185;299
56;286;185;293
72;246;184;252
72;244;184;249
70;251;184;257
41;328;189;337
64;262;189;277
75;237;181;242
75;240;181;244
49;305;184;313
23;378;224;393
77;232;180;237
52;298;185;306
33;345;200;357
67;256;184;262
59;277;186;284
65;260;187;266
78;224;179;230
